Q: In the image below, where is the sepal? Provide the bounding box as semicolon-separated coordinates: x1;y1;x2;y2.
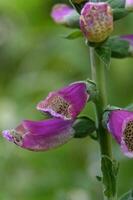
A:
73;116;96;138
69;0;87;14
86;79;98;101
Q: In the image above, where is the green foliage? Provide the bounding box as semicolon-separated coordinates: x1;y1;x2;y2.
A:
63;30;82;40
101;156;119;198
119;190;133;200
0;0;132;200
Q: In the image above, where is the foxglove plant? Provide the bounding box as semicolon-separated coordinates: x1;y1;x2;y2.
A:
2;0;133;200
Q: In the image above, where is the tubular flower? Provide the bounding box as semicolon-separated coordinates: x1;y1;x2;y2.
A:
125;0;133;10
80;2;113;43
104;109;133;158
2;118;74;151
37;81;89;120
51;4;79;27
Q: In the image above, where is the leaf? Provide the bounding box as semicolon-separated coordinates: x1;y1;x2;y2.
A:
125;103;133;111
63;30;82;40
113;9;129;21
95;47;111;69
106;37;130;58
101;156;119;198
119;190;133;200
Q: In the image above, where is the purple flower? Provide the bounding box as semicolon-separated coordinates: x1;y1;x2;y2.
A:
125;0;133;10
105;109;133;158
2;118;74;151
80;2;113;43
37;81;89;120
120;34;133;46
51;4;78;26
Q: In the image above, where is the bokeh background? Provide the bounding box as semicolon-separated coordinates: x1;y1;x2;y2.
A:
0;0;133;199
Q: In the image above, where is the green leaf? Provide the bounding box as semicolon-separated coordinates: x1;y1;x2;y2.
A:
105;36;130;58
101;156;119;198
73;116;96;139
119;190;133;200
95;47;111;68
113;8;130;21
63;30;82;40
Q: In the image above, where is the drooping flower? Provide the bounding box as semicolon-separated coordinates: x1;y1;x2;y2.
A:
51;4;79;27
37;81;90;120
2;116;96;151
80;2;113;43
2;118;74;151
125;0;133;10
104;109;133;158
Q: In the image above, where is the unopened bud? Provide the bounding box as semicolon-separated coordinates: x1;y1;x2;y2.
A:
80;2;113;43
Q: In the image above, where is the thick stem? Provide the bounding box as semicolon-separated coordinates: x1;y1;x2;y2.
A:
89;47;112;157
89;47;115;200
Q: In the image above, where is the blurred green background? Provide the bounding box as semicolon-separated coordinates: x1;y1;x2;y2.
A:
0;0;133;199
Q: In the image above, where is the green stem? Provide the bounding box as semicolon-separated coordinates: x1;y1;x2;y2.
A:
89;47;115;199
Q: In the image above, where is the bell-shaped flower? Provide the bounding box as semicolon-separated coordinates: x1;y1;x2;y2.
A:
2;116;96;151
37;81;90;120
51;4;79;28
2;118;75;151
103;109;133;158
80;2;113;43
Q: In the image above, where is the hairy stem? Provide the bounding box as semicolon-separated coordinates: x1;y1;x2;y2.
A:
89;47;116;200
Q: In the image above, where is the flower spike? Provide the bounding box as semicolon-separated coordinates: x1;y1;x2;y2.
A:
37;81;89;120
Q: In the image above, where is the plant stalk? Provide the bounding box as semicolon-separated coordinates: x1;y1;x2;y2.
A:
89;47;116;200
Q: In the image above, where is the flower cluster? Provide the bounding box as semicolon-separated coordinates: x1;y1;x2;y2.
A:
2;82;91;151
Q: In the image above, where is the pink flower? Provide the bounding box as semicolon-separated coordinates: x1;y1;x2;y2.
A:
51;4;79;27
37;81;89;120
80;2;113;43
2;118;74;151
125;0;133;10
104;109;133;158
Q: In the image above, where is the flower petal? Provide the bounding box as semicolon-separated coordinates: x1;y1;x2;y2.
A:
107;110;133;144
37;82;89;120
51;4;74;25
120;35;133;46
2;118;75;151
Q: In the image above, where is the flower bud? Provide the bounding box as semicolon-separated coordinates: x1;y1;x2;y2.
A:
80;2;113;43
125;0;133;11
51;4;79;28
103;107;133;158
